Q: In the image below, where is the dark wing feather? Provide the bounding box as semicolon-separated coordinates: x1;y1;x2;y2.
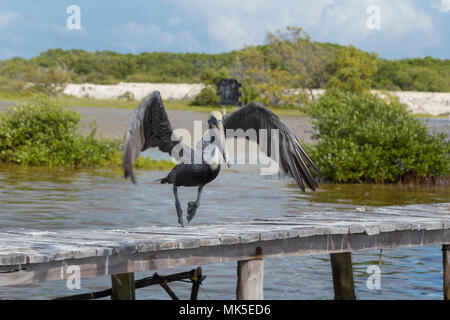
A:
122;91;179;184
223;102;320;191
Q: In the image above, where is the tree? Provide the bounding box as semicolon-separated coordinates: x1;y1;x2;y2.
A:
24;66;70;96
266;26;325;100
327;45;378;95
230;27;334;107
231;43;308;107
200;66;229;85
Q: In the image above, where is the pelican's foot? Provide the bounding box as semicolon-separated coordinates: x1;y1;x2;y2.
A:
187;201;198;223
178;215;185;227
176;209;185;227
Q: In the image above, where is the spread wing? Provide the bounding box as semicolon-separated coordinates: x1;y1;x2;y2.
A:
122;91;179;184
223;102;320;191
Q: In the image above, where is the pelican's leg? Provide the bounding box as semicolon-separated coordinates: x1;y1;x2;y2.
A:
173;185;184;227
187;185;203;223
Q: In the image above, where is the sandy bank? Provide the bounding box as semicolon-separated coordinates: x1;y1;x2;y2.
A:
64;83;450;116
64;82;204;101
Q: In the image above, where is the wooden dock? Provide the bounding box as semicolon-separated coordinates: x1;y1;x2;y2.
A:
0;203;449;299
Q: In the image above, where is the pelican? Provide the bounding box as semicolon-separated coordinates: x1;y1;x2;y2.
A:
123;91;319;226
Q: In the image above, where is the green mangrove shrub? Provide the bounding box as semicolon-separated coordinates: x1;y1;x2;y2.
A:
0;95;173;169
306;90;449;183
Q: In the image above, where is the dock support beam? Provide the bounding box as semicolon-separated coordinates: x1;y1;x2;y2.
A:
236;259;264;300
444;245;450;300
111;272;135;300
330;252;356;300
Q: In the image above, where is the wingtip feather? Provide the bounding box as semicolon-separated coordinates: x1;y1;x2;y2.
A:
123;163;137;185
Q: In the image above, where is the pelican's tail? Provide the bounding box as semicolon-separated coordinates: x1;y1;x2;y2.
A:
155;176;170;184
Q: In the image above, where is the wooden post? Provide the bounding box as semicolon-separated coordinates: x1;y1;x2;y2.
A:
160;281;179;300
190;267;202;300
444;245;450;300
330;252;356;300
236;259;264;300
111;272;135;300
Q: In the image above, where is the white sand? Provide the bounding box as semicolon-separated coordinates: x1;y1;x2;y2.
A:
310;89;449;116
63;83;450;116
379;91;449;116
64;82;205;101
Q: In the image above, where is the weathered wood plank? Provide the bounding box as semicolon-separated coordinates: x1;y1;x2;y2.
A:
1;228;448;287
1;216;448;267
0;203;448;287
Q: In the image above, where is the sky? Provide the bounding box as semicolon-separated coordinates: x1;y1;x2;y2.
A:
0;0;449;60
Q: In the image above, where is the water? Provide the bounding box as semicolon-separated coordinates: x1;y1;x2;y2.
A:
0;162;448;300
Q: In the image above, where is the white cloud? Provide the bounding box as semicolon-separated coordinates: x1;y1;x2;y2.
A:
113;21;200;52
0;11;23;29
168;0;336;52
167;0;441;57
440;0;450;12
317;1;437;40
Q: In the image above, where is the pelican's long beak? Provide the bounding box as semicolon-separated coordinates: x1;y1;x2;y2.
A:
216;121;231;168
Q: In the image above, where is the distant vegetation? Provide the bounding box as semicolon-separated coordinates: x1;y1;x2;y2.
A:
0;95;173;170
372;57;450;92
0;26;448;103
190;86;220;107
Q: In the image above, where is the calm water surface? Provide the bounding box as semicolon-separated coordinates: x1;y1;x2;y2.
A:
0;163;449;300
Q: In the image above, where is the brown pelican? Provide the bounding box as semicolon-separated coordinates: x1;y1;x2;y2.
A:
123;91;319;226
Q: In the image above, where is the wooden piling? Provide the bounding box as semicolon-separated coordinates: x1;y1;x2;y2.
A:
444;245;450;300
160;281;179;300
330;252;356;300
190;267;202;300
111;272;135;300
236;259;264;300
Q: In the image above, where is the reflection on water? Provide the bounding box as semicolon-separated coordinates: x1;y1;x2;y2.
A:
288;182;449;207
0;164;448;299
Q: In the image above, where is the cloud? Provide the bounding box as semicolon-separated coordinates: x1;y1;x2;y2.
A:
440;0;450;12
0;11;23;29
167;0;443;58
113;21;200;52
167;0;337;52
317;1;437;41
0;1;447;60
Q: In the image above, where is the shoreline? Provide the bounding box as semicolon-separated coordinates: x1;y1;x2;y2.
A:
63;82;450;116
1;100;448;145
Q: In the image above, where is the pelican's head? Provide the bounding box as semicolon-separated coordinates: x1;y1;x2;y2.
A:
207;111;223;128
207;111;230;168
